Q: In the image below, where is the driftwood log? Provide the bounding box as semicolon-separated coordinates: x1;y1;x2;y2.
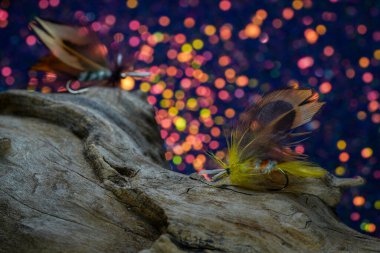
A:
0;88;379;253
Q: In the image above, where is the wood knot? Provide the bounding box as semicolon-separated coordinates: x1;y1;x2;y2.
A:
0;138;11;154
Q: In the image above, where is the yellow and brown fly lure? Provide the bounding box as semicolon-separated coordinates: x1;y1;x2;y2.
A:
29;17;150;93
201;88;328;191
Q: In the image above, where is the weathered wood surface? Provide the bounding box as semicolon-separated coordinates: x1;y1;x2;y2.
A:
0;88;379;253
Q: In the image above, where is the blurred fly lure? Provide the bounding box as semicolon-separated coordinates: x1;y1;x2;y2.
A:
201;88;328;191
29;17;150;93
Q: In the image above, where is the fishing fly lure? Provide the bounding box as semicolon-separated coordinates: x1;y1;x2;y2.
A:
201;88;328;191
29;17;150;93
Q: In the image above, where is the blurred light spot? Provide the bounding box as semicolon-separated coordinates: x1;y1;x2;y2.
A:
245;24;261;39
319;82;332;94
374;49;380;60
126;0;138;9
256;9;268;20
214;78;226;89
200;108;211;118
346;68;355;79
359;57;370;68
335;166;345;176
129;36;140;47
114;33;124;42
337;140;346;150
204;25;216;36
282;8;294;20
292;0;303;10
91;22;101;31
357;24;367;35
236;75;248;87
50;0;60;7
184;17;195;28
120;76;135;91
174;117;187;131
316;24;326;35
218;90;230;100
224;108;235;118
339;152;350;162
129;20;140;30
367;224;376;233
41;86;51;93
362;72;373;83
140;82;151;92
369;101;379;112
374;200;380;210
192;39;204;50
225;68;236;79
209;140;219;149
39;0;49;9
181;43;192;53
350;212;360;221
295;145;304;154
353;196;365;206
361;147;373;158
218;55;230;67
220;25;232;40
1;66;11;77
173;155;182;165
304;29;318;44
219;0;231;11
297;56;314;69
0;9;9;21
175;33;186;44
159;16;170;27
323;46;334;56
372;114;380;124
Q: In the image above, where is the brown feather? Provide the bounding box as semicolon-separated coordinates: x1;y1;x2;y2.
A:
235;88;324;162
30;24;85;71
30;18;109;72
292;102;325;129
34;17;108;68
34;17;95;45
31;54;81;77
259;89;312;110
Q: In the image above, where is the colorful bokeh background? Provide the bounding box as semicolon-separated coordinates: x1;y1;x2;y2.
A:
0;0;379;237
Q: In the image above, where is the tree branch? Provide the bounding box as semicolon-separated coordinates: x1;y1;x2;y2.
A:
0;88;378;253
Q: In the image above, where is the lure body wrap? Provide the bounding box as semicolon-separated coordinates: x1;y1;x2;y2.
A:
204;88;328;189
29;17;149;92
77;70;113;82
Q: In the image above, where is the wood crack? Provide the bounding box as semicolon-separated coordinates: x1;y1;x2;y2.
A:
0;189;92;229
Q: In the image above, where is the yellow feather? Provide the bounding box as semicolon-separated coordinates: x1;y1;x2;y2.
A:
277;161;327;178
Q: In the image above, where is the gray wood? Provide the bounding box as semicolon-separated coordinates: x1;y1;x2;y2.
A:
0;88;378;253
